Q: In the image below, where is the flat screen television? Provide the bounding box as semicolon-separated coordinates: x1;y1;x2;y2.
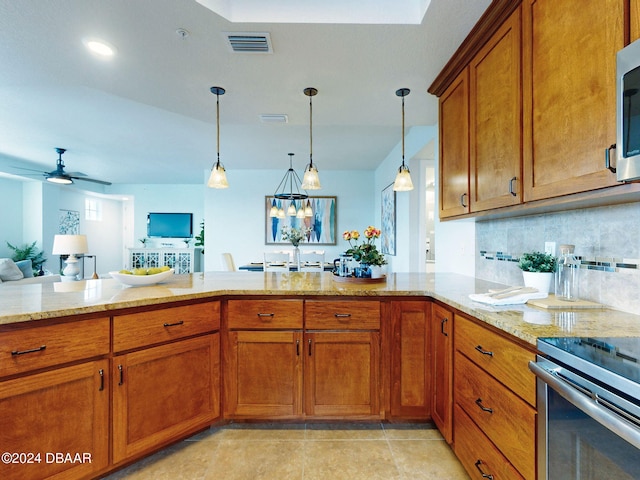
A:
147;212;193;238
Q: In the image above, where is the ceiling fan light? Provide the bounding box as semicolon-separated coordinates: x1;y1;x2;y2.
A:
47;175;73;185
207;162;228;188
393;164;414;191
301;164;321;190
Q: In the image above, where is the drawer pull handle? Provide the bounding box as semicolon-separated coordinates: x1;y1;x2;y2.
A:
474;345;493;356
474;460;494;479
440;317;448;336
11;345;46;356
163;320;184;327
99;369;104;391
257;313;275;318
308;338;312;356
296;339;300;356
118;364;124;386
475;398;493;414
334;313;351;318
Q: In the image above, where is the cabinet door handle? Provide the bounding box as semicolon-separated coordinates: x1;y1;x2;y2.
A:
118;364;124;386
474;345;493;356
475;398;493;414
605;144;617;173
99;369;104;391
163;320;184;327
474;460;494;479
296;339;300;356
334;313;351;318
509;176;517;196
11;345;46;356
257;313;275;318
308;338;312;356
460;193;468;208
440;317;448;337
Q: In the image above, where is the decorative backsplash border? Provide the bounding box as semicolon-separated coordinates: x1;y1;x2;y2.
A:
479;251;640;274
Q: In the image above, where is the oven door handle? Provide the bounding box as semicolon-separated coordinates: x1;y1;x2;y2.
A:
529;361;640;450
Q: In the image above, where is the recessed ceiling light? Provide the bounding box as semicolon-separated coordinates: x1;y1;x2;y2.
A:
82;38;117;57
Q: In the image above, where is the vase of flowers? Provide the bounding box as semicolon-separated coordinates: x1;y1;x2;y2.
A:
343;226;387;278
281;226;311;269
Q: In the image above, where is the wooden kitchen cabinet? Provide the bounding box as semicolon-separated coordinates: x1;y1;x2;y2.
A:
469;6;522;211
522;0;623;201
389;300;431;420
439;68;470;218
0;359;109;480
112;333;220;464
453;314;536;480
431;303;453;443
633;0;640;41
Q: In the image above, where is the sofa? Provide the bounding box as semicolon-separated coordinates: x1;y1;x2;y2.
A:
0;258;61;285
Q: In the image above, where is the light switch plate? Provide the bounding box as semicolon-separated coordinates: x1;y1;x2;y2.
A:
545;241;556;256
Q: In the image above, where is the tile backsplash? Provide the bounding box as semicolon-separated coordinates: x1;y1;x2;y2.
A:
475;202;640;314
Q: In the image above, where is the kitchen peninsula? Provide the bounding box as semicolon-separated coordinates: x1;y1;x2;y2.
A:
2;271;640;480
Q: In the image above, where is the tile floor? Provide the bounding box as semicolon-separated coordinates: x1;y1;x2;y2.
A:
104;423;470;480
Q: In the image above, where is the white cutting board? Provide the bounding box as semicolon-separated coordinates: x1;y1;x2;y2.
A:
527;294;604;309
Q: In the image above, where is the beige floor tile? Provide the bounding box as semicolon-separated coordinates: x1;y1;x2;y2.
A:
211;422;306;441
303;440;401;480
389;439;471;479
202;439;304;480
104;439;218;480
383;423;443;440
304;422;385;440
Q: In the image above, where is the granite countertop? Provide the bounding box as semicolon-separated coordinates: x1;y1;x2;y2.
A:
1;271;639;346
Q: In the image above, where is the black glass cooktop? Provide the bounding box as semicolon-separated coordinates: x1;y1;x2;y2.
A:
538;337;640;400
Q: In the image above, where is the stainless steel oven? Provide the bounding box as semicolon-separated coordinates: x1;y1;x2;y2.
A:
530;337;640;480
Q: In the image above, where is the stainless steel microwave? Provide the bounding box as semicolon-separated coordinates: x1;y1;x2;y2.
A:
616;39;640;182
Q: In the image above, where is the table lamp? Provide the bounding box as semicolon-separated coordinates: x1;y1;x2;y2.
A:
52;234;89;280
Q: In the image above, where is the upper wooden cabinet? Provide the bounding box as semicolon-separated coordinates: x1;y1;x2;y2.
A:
439;68;470;218
522;0;622;201
633;0;640;41
470;7;522;211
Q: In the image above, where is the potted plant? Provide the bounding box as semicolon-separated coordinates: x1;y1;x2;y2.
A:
7;241;47;276
518;251;556;293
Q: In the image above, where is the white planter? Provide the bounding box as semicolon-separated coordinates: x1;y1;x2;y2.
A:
522;271;553;293
370;265;386;278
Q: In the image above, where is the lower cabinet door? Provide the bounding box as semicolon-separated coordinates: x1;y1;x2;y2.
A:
224;330;303;419
0;360;109;480
304;331;381;418
112;334;220;464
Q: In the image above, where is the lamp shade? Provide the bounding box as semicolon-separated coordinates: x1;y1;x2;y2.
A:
52;234;89;255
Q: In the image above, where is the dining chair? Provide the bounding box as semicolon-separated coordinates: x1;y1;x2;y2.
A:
299;252;325;272
221;253;236;271
263;252;290;272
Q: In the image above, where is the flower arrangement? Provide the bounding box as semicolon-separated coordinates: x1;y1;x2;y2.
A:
518;251;556;273
281;226;311;247
343;226;387;267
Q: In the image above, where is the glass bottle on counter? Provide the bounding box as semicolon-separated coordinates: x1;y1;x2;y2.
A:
555;244;580;301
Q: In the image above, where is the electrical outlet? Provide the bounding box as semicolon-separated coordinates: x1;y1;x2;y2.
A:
545;241;556;256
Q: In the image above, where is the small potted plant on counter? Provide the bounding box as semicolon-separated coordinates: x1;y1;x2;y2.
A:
518;251;556;293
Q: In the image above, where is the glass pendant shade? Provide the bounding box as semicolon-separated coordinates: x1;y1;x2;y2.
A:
269;199;278;217
393;88;414;192
304;200;313;217
277;207;285;219
394;164;414;191
287;202;297;216
208;86;228;189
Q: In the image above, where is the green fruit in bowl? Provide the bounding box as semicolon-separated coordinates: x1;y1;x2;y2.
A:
118;269;133;275
160;266;171;272
132;268;148;276
147;267;162;275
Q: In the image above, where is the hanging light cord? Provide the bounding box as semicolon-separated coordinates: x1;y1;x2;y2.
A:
401;93;405;168
216;90;221;166
309;93;313;167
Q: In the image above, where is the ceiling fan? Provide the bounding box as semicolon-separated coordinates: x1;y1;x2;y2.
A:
14;148;112;185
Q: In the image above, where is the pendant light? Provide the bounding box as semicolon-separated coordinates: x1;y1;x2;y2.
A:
301;87;322;190
393;88;414;191
207;86;229;189
271;153;308;217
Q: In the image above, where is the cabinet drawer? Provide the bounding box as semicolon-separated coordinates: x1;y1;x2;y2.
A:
304;300;380;330
227;300;303;329
455;352;535;480
0;317;110;377
113;302;219;352
454;314;535;405
453;404;525;480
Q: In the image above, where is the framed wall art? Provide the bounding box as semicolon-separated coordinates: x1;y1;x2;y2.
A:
381;183;396;255
265;196;337;245
59;209;80;235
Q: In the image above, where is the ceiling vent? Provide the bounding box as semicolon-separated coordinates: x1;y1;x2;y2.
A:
259;114;288;123
224;32;273;53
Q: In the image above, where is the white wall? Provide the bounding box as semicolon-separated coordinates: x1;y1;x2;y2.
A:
0;177;25;257
204;168;375;271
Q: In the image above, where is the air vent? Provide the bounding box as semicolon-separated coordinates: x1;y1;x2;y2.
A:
224;32;272;53
259;114;288;123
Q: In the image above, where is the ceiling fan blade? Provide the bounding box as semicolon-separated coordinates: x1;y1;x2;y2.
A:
10;165;47;173
70;175;112;186
64;171;87;177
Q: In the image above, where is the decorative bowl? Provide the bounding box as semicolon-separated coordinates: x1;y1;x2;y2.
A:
108;268;175;286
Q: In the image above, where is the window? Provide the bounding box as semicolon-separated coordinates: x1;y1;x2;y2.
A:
85;198;102;221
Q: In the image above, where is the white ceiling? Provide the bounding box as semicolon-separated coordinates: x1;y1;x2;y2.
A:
0;0;490;185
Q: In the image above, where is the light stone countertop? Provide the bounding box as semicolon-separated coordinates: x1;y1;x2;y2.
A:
1;271;639;346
